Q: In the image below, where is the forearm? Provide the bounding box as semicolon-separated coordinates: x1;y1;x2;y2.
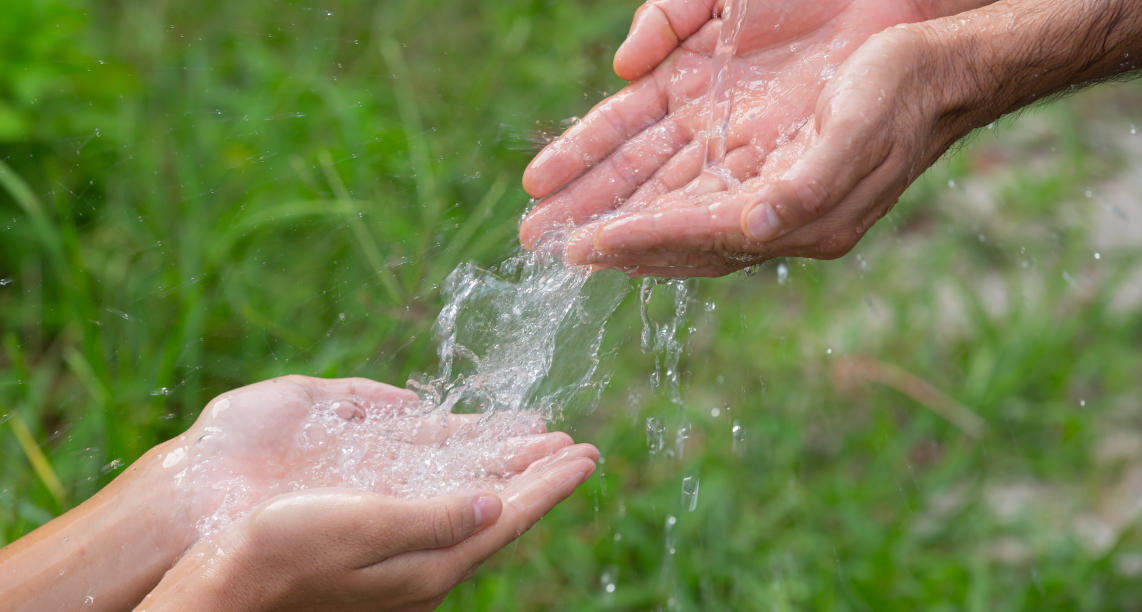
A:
923;0;1142;130
0;442;196;612
920;0;1000;20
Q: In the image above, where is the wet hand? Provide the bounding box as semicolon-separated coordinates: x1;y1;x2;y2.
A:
568;25;973;276
519;0;929;276
138;443;599;611
168;375;569;528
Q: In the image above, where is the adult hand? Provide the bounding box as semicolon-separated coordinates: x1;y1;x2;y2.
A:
519;0;983;276
137;440;598;611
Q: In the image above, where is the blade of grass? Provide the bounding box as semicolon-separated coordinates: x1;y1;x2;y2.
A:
380;38;445;290
318;150;407;303
431;173;510;281
7;412;67;509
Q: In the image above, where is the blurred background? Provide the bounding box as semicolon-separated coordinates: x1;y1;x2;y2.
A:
2;1;1142;609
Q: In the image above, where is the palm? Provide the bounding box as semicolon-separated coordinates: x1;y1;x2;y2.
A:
172;376;560;531
520;0;925;267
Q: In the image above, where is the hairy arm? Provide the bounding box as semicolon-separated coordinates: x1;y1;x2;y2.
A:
930;0;1142;128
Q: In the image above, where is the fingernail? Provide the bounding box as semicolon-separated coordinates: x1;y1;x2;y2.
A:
745;204;781;241
473;495;502;528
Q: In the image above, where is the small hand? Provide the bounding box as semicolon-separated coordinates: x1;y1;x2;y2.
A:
138;443;599;611
166;375;568;532
519;0;932;276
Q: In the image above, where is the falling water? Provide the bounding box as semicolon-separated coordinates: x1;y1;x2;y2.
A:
701;0;749;189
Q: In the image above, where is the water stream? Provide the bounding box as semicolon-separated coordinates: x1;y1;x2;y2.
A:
701;0;749;189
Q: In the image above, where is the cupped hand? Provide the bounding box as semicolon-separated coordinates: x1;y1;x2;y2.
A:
519;0;932;276
164;375;566;533
139;443;599;611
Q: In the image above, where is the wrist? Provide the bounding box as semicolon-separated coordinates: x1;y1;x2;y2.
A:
0;441;200;611
916;0;1142;132
138;520;271;612
916;0;996;21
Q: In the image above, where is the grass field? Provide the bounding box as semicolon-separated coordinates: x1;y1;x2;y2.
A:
3;1;1142;609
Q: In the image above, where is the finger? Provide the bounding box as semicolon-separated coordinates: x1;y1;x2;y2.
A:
523;77;669;199
628;142;763;207
740;125;890;244
520;121;691;247
355;492;504;559
614;0;722;81
586;193;757;257
515;442;601;478
486;432;575;475
353;444;599;593
409;411;548;445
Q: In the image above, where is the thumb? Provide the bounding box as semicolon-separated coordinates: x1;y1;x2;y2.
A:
378;493;503;553
614;0;720;81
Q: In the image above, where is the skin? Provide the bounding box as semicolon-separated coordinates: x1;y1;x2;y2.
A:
521;0;1142;277
0;376;598;611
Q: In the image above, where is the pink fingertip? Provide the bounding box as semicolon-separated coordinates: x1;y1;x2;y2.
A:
523;145;574;199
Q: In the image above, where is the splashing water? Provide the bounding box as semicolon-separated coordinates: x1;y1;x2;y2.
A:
183;246;634;536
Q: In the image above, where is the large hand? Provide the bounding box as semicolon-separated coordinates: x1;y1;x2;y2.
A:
520;1;945;276
138;444;599;611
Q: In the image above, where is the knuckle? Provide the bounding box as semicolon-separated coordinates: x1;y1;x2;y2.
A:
431;504;464;548
607;147;644;186
769;182;829;230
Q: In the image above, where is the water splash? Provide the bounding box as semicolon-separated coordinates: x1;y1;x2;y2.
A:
413;247;630;417
187;246;633;536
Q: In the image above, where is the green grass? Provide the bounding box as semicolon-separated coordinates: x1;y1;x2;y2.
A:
3;1;1142;609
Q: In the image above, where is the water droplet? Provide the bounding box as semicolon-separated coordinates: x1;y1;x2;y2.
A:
1080;399;1086;407
681;475;700;511
0;278;12;286
151;387;171;397
674;423;691;459
1094;252;1102;260
776;261;789;285
826;347;833;355
83;595;95;606
645;417;665;454
732;420;746;455
664;514;677;555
